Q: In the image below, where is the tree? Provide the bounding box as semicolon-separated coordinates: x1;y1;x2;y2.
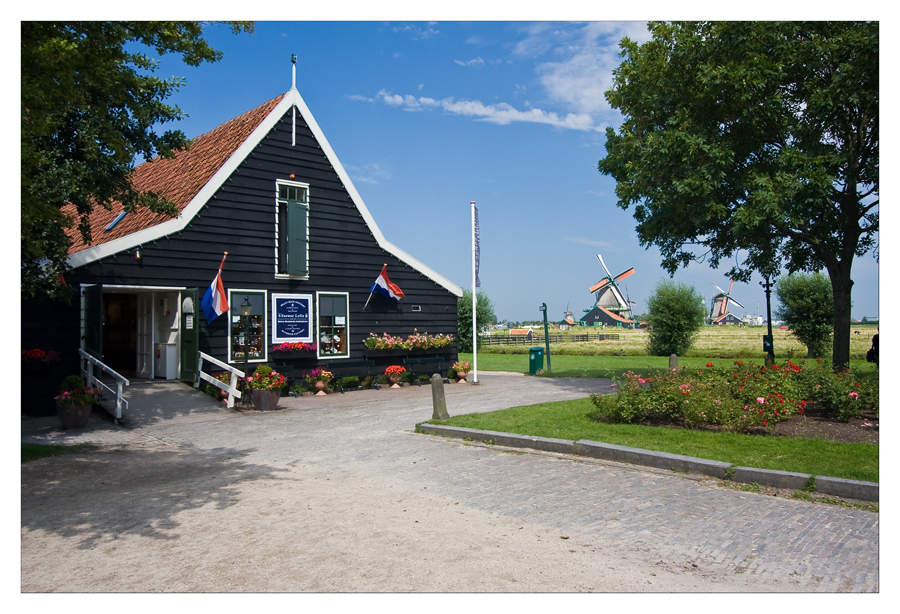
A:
21;21;253;299
598;21;878;369
775;272;834;358
457;290;497;353
645;281;706;356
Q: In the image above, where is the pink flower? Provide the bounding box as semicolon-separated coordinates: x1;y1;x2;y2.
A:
848;392;859;399
756;397;765;404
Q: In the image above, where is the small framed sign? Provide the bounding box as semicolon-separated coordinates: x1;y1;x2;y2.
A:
272;293;313;344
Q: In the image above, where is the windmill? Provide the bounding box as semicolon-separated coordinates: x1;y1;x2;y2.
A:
588;254;636;320
709;280;745;323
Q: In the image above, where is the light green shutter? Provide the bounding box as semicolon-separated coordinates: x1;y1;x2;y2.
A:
286;200;308;276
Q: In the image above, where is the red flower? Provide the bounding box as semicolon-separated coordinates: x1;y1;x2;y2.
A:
706;362;713;367
799;409;804;415
763;420;769;426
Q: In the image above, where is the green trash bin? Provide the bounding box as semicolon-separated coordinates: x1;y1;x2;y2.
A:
529;346;544;375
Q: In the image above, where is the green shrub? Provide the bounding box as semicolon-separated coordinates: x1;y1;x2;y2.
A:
645;281;707;356
60;375;86;391
588;359;877;431
775;272;834;358
360;376;374;389
337;376;360;389
418;374;432;383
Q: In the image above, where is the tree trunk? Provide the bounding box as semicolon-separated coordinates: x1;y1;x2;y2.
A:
828;265;854;370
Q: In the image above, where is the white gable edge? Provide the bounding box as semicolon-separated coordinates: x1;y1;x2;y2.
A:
68;90;463;298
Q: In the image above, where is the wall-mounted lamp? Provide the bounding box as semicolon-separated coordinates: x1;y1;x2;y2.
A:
135;248;142;260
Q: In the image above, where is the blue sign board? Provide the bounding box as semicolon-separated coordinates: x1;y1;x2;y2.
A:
271;293;313;343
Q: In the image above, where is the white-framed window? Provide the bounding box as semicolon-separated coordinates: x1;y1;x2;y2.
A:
275;180;309;278
316;291;349;359
228;289;268;363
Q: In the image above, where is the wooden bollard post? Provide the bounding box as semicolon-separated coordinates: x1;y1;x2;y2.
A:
431;373;449;420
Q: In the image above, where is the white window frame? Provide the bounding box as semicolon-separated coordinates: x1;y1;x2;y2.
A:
227;288;269;364
316;291;350;360
274;179;310;279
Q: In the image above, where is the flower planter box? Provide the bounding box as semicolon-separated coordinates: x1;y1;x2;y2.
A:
270;350;318;360
57;402;92;429
363;349;453;359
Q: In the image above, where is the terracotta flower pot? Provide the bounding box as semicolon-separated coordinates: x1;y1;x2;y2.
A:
251;388;281;411
388;374;402;388
57;402;91;430
314;380;328;396
456;371;468;383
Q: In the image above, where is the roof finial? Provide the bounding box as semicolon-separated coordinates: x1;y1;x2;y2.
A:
291;53;297;90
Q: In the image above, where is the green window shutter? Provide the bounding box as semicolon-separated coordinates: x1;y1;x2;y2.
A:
286;200;308;276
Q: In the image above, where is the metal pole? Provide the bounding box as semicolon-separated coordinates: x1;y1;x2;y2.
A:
471;201;479;384
541;302;551;372
760;277;775;365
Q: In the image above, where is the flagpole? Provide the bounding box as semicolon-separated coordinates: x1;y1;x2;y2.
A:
363;263;386;310
471;201;478;385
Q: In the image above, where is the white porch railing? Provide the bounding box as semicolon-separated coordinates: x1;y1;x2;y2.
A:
79;349;130;421
195;352;245;408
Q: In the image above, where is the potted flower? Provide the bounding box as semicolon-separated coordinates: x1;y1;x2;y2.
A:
306;368;334;396
385;365;406;388
452;361;471;383
244;365;286;411
54;375;101;429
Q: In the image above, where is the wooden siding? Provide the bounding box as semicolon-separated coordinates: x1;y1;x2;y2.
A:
26;107;458;383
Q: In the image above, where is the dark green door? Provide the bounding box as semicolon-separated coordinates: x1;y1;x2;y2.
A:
180;288;200;382
83;284;103;359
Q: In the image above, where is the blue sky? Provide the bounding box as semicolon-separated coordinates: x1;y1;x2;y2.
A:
148;20;879;323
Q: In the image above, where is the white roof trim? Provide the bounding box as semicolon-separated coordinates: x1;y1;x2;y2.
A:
68;89;463;298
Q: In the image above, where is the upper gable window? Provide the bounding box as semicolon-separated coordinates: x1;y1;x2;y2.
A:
276;181;309;277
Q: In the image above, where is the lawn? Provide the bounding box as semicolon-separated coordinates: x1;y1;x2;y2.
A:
427;398;878;483
460;352;875;380
22;442;85;463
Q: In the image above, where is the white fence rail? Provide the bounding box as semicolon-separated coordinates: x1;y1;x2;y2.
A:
195;352;245;408
78;349;130;421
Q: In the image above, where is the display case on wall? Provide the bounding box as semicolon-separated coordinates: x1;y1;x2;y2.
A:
228;290;267;363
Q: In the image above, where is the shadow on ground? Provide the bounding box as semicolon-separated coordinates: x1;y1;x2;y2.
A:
21;444;286;550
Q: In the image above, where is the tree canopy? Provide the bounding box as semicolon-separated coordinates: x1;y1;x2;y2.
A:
598;21;877;369
457;290;497;353
21;21;253;299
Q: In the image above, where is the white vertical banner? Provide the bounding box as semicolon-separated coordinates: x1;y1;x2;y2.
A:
471;201;479;385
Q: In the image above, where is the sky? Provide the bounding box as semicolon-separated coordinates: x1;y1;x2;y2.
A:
103;19;881;323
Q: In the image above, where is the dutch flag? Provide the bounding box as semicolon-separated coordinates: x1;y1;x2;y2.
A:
201;253;229;323
370;264;405;301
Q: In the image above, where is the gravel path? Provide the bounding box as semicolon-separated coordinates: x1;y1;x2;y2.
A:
21;372;878;592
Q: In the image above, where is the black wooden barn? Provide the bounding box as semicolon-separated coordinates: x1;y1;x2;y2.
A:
21;87;463;415
579;305;638;328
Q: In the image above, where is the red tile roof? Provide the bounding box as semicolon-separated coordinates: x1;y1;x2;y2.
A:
63;93;286;255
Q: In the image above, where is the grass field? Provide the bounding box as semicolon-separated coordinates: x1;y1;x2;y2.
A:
482;324;877;361
427;398;878;483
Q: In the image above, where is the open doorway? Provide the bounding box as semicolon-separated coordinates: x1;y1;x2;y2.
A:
103;293;137;377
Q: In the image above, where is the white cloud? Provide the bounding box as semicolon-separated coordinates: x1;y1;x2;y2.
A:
515;22;652;117
565;237;614;249
454;57;485;67
393;23;440;40
344;162;393;185
373;89;599;131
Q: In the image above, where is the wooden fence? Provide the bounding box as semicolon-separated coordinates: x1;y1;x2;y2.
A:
481;333;620;346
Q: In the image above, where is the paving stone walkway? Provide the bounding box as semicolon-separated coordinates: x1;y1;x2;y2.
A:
22;372;878;592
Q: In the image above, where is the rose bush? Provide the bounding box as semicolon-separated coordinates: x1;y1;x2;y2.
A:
589;359;877;431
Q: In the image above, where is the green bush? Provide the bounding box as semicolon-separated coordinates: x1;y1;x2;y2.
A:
336;376;360;389
775;272;834;358
360;376;374;389
645;281;706;356
588;359;877;430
